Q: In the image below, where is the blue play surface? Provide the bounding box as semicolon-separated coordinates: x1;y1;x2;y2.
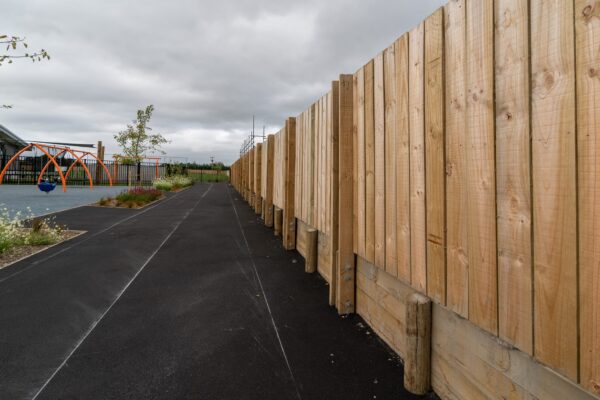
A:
0;185;126;219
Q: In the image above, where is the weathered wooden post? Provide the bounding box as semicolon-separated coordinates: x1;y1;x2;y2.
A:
304;228;318;273
404;293;432;395
274;207;283;236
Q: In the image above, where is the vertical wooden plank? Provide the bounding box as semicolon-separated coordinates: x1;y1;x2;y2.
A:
353;73;359;255
466;0;497;335
321;96;327;231
314;103;319;228
255;143;262;213
338;74;355;314
495;0;532;355
330;81;340;307
318;98;323;230
250;148;255;206
385;43;398;277
357;67;367;260
409;23;427;293
283;118;297;250
374;52;387;269
310;104;316;227
265;134;275;227
577;0;600;391
294;114;304;219
531;0;577;380
396;34;411;283
444;0;469;317
365;59;376;264
425;8;446;306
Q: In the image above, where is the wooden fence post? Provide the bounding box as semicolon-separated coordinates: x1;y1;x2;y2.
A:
305;228;318;273
274;207;283;236
404;292;432;395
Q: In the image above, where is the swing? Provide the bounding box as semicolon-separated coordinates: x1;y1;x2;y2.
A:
37;146;58;194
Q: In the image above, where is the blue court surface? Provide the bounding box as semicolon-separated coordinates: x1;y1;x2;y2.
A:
0;185;126;218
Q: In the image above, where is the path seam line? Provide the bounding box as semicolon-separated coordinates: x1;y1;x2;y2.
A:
31;184;213;400
226;186;303;400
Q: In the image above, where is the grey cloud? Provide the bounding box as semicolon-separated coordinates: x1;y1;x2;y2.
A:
1;0;445;164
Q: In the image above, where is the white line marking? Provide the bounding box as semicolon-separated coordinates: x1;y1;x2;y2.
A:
0;186;195;284
30;184;213;400
226;186;302;400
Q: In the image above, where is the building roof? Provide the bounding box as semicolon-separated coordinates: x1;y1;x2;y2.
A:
0;124;28;148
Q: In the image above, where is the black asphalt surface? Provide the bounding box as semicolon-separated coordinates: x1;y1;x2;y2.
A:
0;183;435;400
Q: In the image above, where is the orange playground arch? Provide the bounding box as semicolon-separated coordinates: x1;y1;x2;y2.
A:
0;143;113;192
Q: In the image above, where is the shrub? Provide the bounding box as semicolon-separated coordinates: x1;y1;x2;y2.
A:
0;208;64;254
153;179;173;191
116;188;163;205
152;175;192;191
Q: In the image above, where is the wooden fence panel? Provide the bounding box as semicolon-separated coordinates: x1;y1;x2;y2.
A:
229;0;600;391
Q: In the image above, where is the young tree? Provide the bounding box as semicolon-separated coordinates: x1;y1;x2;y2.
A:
1;35;50;109
114;105;168;163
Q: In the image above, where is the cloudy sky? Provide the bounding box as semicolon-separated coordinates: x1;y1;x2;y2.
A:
1;0;445;164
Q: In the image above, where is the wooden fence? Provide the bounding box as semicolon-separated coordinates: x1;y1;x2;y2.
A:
230;0;600;398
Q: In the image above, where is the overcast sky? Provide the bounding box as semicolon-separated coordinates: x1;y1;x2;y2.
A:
1;0;445;164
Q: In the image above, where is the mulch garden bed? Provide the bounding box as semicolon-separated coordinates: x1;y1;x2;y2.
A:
0;230;86;270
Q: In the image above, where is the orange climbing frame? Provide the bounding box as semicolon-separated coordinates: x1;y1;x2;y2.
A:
0;143;113;192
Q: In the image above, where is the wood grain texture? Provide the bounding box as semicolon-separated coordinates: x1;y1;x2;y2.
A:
409;23;427;293
495;0;532;355
294;116;302;220
444;0;469;317
353;73;359;255
466;0;497;335
577;0;600;392
330;82;340;307
338;74;355;314
432;301;599;400
374;52;387;269
273;127;286;209
395;34;411;284
384;44;398;277
365;60;376;264
283;118;297;250
357;67;367;259
265;135;275;227
531;0;577;380
424;8;446;305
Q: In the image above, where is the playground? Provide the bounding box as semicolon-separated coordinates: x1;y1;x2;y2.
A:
0;183;420;400
1;185;123;218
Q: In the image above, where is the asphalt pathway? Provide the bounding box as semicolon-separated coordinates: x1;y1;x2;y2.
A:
0;183;434;400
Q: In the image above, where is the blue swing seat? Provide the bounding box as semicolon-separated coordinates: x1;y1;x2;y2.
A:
38;182;57;193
